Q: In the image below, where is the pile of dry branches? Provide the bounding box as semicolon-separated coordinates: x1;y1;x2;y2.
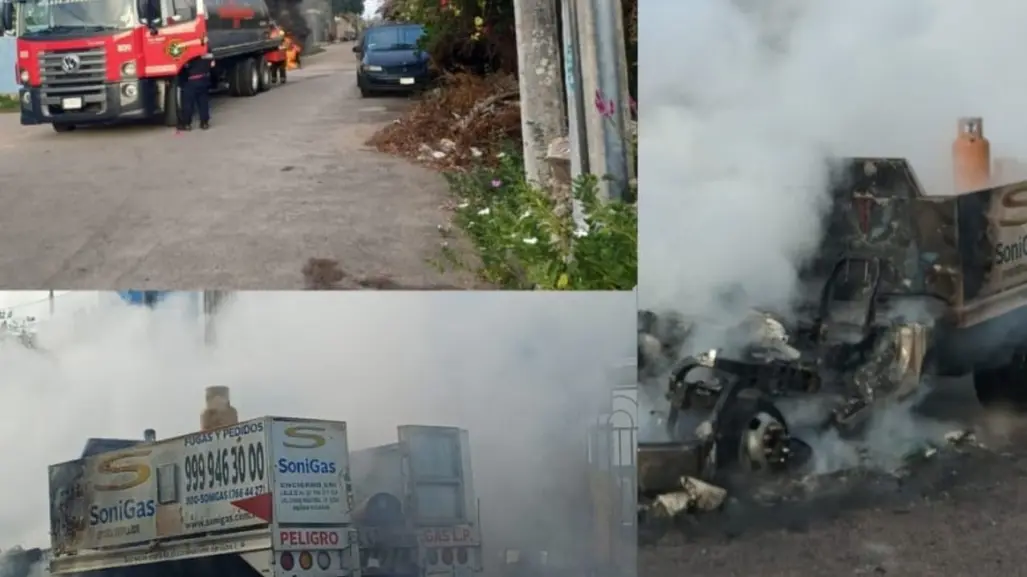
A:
367;73;521;170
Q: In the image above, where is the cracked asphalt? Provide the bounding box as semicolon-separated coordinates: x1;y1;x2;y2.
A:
641;377;1027;577
0;43;477;289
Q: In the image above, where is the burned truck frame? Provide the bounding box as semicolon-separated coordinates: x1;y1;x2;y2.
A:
639;147;1027;523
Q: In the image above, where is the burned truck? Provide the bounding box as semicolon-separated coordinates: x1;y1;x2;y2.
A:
639;117;1027;526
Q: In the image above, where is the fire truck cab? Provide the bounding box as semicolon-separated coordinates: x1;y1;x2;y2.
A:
0;0;280;132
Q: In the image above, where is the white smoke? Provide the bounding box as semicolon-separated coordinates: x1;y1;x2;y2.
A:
639;0;1027;317
0;292;634;573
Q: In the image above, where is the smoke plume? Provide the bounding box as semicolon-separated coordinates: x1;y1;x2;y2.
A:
0;292;634;574
639;0;1027;318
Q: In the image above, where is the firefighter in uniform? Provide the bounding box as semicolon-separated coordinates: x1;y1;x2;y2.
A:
179;52;214;131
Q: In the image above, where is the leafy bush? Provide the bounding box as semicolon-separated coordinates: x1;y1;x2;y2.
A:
436;149;637;290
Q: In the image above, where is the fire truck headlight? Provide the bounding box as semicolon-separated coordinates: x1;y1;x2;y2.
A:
121;61;137;77
122;83;138;98
18;69;28;84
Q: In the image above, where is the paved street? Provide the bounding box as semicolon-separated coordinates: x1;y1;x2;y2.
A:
0;44;476;289
641;378;1027;577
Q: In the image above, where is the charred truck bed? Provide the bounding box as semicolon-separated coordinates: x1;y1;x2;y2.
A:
638;117;1027;536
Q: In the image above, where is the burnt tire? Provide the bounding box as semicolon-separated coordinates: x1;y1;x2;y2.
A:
716;388;791;475
974;357;1027;410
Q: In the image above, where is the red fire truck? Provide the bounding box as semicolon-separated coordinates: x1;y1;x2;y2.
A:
0;0;287;132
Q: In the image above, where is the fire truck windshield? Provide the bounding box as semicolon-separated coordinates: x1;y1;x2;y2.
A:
21;0;138;35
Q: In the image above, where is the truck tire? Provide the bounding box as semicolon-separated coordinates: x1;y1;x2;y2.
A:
278;66;287;84
974;356;1027;409
163;77;180;127
228;62;242;96
238;58;259;97
52;123;75;133
258;58;271;92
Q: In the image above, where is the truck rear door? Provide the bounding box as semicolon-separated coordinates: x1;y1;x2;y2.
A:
398;425;481;573
397;425;474;525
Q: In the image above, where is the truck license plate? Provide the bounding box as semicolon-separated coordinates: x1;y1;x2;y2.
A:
62;97;82;110
399;78;415;85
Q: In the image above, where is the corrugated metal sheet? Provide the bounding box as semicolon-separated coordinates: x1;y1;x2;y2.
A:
0;35;16;95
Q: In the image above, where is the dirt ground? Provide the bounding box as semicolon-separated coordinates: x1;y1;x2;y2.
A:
640;377;1027;577
0;44;478;289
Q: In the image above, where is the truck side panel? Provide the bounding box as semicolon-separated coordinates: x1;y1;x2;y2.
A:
49;449;160;552
203;0;279;58
49;418;274;554
958;182;1027;303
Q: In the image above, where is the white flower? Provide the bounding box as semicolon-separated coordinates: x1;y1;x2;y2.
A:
519;210;532;220
522;237;538;245
573;227;589;238
496;152;506;158
477;207;490;216
457;201;470;209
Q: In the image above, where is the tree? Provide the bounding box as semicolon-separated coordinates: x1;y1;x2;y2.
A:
331;0;363;16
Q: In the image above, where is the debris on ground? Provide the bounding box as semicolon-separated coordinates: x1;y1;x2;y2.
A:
649;477;729;518
368;73;521;171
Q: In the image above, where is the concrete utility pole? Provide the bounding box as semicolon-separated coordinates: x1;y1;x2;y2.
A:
512;0;567;189
574;0;633;202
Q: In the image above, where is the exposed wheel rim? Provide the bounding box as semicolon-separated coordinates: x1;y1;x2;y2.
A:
250;66;259;92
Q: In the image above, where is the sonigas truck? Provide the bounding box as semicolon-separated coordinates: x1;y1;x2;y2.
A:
3;389;485;577
47;416;363;577
0;0;283;132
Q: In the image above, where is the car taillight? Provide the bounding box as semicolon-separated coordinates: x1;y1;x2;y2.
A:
441;548;454;565
280;552;294;571
457;547;468;564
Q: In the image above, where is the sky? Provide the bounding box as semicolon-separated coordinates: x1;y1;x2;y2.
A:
363;0;380;18
0;291;636;567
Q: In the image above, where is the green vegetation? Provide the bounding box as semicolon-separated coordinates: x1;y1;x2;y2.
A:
375;0;639;290
0;94;19;113
331;0;364;16
437;150;637;290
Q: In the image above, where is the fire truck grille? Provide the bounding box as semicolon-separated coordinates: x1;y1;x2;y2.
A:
38;47;107;114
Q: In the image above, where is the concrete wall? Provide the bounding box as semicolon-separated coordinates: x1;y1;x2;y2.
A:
0;36;15;95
